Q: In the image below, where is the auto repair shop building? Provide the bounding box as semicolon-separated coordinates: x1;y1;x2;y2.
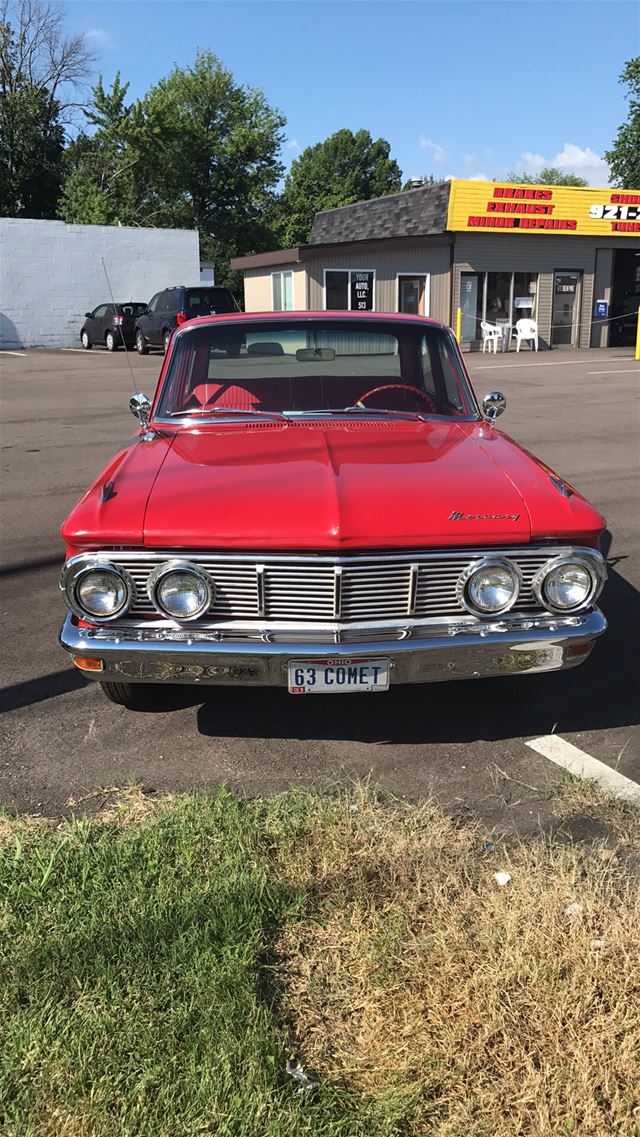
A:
231;179;640;350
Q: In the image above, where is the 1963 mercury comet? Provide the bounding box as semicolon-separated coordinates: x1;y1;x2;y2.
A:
59;312;607;709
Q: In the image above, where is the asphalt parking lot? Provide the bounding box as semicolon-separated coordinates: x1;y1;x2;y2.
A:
1;343;638;828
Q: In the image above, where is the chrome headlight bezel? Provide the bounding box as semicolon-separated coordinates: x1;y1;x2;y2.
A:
147;559;214;622
456;557;521;617
533;553;605;614
60;558;133;623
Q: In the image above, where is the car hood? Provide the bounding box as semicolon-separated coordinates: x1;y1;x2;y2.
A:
141;420;551;550
62;420;605;554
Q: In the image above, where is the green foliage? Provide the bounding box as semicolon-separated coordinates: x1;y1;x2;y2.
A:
505;167;589;187
605;57;640;188
60;54;286;282
277;129;402;246
58;73;139;226
0;82;65;216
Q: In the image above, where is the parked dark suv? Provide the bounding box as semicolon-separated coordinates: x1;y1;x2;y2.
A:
134;286;238;354
81;302;147;351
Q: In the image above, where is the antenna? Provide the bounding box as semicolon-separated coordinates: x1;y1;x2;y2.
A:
101;257;139;394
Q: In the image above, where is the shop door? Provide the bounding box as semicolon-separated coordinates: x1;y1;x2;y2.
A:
398;275;426;315
551;271;582;347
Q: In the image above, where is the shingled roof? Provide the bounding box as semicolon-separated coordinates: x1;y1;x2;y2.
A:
310;180;452;245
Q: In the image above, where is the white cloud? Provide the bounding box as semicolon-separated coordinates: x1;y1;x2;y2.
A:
285;138;300;151
518;142;610;186
84;28;114;48
419;136;447;164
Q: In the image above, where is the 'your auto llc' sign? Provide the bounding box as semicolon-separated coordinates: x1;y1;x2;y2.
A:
350;271;374;310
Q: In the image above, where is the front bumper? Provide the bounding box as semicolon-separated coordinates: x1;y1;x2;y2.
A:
60;609;607;687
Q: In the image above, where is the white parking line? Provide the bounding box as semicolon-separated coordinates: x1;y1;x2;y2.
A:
62;348;90;352
526;735;640;805
474;358;635;371
0;350;27;357
587;368;640;375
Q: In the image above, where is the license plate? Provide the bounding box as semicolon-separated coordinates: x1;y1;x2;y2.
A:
288;658;390;694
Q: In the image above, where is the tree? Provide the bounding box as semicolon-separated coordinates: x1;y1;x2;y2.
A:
277;129;402;246
59;74;139;225
0;0;94;216
605;57;640;188
137;52;286;275
0;83;64;215
505;167;588;186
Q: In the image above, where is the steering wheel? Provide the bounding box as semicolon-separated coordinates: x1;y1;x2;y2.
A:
355;383;436;412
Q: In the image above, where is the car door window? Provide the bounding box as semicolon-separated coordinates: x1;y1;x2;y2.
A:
147;294;161;314
164;291;178;314
93;305;109;320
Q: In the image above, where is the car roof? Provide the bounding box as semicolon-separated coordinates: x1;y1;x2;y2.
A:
175;309;447;333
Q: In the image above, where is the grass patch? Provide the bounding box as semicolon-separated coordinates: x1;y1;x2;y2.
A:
0;786;639;1136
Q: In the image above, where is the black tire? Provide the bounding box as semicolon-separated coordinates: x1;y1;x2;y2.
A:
105;330;118;352
135;330;148;355
163;330;171;354
100;681;160;711
81;330;92;350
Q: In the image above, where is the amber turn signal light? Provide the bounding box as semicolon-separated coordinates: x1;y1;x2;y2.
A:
72;656;104;672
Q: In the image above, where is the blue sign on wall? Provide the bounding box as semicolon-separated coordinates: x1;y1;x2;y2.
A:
595;300;609;319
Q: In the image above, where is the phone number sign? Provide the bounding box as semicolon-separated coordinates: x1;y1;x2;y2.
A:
447;180;640;235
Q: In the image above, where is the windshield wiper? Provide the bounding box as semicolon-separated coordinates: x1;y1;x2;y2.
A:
169;406;288;422
338;406;428;421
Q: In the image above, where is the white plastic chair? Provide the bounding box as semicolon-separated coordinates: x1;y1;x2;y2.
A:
512;318;538;352
480;321;502;354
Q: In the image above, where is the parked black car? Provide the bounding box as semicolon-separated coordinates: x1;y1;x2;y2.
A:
134;286;238;354
81;303;147;351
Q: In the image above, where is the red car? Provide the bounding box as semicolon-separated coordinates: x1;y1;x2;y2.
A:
59;312;607;709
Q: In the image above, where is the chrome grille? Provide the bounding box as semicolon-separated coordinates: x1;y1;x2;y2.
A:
101;547;560;625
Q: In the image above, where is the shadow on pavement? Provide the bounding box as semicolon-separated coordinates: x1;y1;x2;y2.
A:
192;564;639;746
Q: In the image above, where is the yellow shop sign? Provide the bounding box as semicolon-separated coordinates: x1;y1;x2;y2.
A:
447;179;640;236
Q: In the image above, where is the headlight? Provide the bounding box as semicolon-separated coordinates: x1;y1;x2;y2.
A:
147;561;213;621
534;556;602;613
457;558;520;615
60;560;132;623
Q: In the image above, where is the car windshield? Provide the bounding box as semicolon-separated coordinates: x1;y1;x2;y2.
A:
116;303;147;317
185;288;235;316
154;318;478;420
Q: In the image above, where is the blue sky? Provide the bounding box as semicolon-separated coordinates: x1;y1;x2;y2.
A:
64;0;637;186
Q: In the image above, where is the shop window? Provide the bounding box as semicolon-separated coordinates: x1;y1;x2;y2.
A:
325;270;375;311
272;270;293;311
512;273;537;322
460;273;484;340
461;271;538;339
486;272;511;321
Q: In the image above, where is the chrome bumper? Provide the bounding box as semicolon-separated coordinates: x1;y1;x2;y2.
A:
60;609;607;687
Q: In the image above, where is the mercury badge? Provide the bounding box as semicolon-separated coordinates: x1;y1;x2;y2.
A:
449;510;520;521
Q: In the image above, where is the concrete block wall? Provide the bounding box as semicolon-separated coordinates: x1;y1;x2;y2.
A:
0;219;200;348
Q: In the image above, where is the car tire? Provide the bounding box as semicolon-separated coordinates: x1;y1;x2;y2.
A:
135;330;148;355
100;681;160;711
163;330;171;354
105;330;118;352
81;330;92;350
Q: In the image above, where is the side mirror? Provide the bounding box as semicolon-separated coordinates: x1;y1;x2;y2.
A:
85;312;92;318
482;391;506;422
130;392;152;429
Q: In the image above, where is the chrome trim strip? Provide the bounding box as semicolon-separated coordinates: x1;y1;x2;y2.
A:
408;563;419;615
256;564;266;617
61;544;598;566
333;565;343;619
